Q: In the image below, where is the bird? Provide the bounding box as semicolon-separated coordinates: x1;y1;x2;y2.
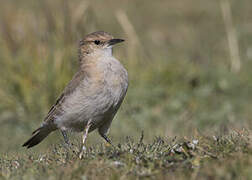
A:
23;31;128;158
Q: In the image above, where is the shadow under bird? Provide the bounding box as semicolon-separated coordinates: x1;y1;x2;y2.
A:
23;31;128;158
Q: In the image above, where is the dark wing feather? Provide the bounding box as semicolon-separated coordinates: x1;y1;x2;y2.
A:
44;70;86;123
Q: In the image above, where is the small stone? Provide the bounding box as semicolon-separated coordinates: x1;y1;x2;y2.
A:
12;160;20;168
192;139;198;145
213;136;218;141
112;161;125;167
187;143;195;150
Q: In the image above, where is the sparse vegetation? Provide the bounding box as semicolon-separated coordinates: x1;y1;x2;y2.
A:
0;0;252;179
1;130;251;179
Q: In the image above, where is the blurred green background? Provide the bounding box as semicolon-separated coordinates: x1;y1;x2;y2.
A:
0;0;252;153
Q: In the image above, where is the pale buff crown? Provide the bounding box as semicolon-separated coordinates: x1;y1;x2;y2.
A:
82;31;114;42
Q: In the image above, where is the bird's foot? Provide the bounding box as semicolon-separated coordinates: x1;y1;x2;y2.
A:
79;146;87;159
61;130;72;150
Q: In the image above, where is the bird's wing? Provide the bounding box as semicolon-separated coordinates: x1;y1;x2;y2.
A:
44;70;86;123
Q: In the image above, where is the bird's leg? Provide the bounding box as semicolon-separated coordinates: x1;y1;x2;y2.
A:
98;120;114;147
99;132;115;149
79;119;92;159
61;130;70;147
100;133;113;145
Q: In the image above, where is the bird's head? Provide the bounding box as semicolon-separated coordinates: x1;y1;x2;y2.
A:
79;31;124;61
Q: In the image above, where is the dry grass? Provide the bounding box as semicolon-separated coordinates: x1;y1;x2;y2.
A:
1;130;251;179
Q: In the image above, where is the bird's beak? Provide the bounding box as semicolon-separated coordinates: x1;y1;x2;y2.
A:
108;39;125;46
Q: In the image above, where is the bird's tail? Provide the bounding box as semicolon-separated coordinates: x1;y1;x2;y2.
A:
23;125;53;148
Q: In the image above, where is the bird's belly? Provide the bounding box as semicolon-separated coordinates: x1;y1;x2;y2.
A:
56;110;105;132
54;86;121;132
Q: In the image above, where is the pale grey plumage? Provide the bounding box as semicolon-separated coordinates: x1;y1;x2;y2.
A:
23;31;128;149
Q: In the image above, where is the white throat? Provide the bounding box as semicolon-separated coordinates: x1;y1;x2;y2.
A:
103;47;113;57
94;47;113;58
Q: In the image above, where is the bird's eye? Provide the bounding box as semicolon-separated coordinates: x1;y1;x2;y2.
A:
94;40;101;45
